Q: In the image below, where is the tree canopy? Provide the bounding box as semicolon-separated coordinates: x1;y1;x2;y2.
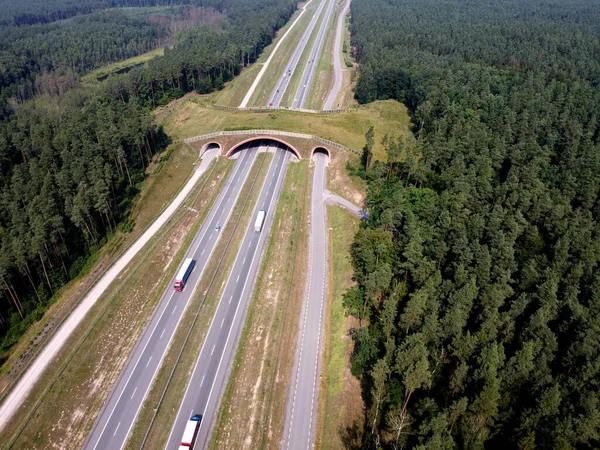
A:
345;0;600;448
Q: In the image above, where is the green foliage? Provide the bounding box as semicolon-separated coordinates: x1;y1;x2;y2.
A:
344;0;600;448
0;0;296;353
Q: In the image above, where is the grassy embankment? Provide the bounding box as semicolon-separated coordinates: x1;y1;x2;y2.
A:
80;47;164;84
3;153;234;449
316;206;363;450
249;0;320;107
126;150;273;449
218;0;315;107
160;92;412;161
208;158;310;449
0;139;206;389
306;0;340;110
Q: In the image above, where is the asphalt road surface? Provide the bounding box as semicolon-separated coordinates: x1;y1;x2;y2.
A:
267;0;326;107
0;148;222;433
165;146;291;449
292;0;335;109
323;0;351;110
84;143;264;450
282;151;329;450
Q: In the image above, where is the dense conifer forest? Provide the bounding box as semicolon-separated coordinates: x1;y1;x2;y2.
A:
346;0;600;448
0;0;295;358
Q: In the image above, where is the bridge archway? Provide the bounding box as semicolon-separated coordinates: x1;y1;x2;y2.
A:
311;146;330;159
226;137;302;160
200;141;222;157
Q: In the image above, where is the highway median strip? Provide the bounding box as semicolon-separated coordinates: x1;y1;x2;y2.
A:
125;149;273;449
208;158;311;449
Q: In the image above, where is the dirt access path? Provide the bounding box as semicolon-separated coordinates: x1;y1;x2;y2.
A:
0;148;220;432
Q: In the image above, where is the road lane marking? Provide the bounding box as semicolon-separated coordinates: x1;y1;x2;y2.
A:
131;387;137;400
200;375;205;387
160;328;165;339
172;305;177;314
229;295;233;304
146;356;152;367
211;345;216;356
236;274;240;282
221;318;225;328
113;422;121;436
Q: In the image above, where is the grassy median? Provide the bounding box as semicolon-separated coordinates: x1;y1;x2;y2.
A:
208;158;310;449
306;0;339;110
316;206;363;450
125;150;274;449
249;0;321;107
158;94;412;161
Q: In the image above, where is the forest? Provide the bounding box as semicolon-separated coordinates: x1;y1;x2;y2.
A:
346;0;600;448
0;0;295;358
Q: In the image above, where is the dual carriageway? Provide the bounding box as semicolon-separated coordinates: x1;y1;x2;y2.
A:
0;0;356;448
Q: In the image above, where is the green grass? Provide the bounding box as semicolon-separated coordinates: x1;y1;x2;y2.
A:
2;157;232;449
81;48;164;84
280;0;332;107
317;205;363;450
125;151;273;449
306;0;338;110
217;63;263;107
208;159;310;449
249;0;320;106
159;93;413;161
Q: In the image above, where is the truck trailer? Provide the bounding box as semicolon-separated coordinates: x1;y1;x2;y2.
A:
254;209;266;233
174;258;195;291
179;414;202;448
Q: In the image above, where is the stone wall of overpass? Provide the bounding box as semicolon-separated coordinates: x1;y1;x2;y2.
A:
184;130;364;206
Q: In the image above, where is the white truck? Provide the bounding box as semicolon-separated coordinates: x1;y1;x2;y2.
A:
254;209;266;233
174;258;195;292
179;414;202;448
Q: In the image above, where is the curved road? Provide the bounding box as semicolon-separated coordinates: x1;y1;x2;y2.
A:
324;0;351;110
84;144;263;450
165;146;291;449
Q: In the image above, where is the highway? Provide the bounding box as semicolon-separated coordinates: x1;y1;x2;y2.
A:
282;152;329;450
84;143;262;450
165;146;291;449
267;0;327;107
292;0;335;108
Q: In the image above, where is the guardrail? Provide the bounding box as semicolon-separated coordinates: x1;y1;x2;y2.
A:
184;129;360;155
211;104;346;114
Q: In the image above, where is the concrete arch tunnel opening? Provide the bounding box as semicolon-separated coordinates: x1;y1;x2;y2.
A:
226;137;302;161
311;146;331;165
200;141;222;157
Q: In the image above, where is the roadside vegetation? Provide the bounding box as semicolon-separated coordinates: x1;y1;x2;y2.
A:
159;93;412;160
346;0;600;447
208;158;310;449
126;151;273;449
305;0;337;110
2;156;232;448
0;0;297;394
249;0;320;107
316;206;363;450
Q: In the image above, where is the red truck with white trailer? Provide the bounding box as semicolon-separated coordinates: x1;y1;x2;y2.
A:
174;258;195;292
179;414;202;448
